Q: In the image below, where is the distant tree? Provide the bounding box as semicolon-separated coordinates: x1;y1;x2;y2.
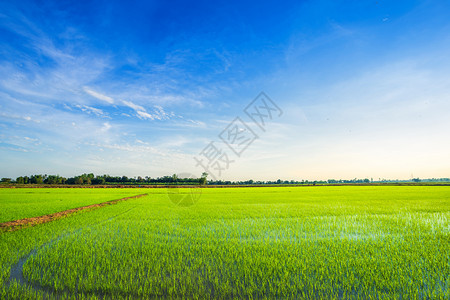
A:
92;176;105;185
76;174;93;184
45;175;63;185
199;172;208;185
412;178;421;182
30;175;43;184
1;178;11;183
171;174;178;183
16;177;24;184
74;177;84;185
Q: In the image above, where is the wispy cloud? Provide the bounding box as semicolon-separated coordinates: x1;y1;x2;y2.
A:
0;142;29;152
100;122;111;132
122;100;145;112
136;111;156;120
87;142;164;155
75;104;105;117
0;111;40;123
83;87;114;104
153;105;174;120
122;99;175;121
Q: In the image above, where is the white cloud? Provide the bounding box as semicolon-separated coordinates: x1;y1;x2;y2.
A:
83;87;114;104
24;136;38;142
0;111;39;123
122;100;145;112
153;105;173;120
101;122;111;132
136;110;155;120
186;119;206;127
75;104;104;116
122;100;175;121
0;143;29;152
86;142;165;156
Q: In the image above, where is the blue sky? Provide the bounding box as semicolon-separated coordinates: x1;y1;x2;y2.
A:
1;0;449;180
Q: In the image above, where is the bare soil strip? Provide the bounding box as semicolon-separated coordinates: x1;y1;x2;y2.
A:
7;206;139;299
0;193;147;232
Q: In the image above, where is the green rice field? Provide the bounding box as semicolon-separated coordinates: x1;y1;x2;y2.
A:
0;186;449;299
0;189;140;223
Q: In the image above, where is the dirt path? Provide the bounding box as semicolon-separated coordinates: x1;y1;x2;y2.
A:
0;193;147;232
7;206;139;299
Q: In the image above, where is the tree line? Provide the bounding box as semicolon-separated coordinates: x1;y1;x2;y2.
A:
1;173;209;185
1;174;449;185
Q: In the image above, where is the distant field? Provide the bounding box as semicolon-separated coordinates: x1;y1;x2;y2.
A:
0;189;141;223
0;186;449;299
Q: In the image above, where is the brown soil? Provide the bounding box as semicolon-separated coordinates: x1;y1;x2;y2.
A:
0;193;148;232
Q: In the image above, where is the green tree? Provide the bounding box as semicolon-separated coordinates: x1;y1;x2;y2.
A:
30;175;43;184
171;174;178;183
45;175;63;185
92;176;105;185
199;172;208;185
